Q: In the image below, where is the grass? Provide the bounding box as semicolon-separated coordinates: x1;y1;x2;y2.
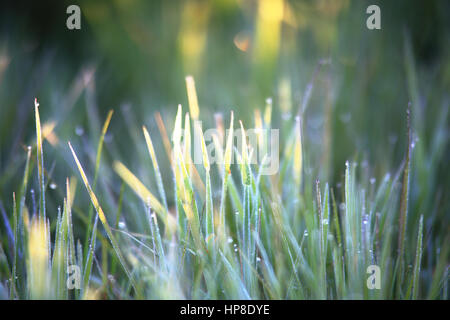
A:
0;62;447;299
0;2;449;297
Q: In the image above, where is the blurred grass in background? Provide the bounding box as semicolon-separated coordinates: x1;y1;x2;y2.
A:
0;0;448;299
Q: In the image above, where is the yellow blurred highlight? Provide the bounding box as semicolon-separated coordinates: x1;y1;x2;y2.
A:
293;117;303;187
278;78;292;114
83;287;101;300
254;0;284;65
113;160;176;234
28;217;50;299
185;76;200;120
179;1;210;74
42;121;59;146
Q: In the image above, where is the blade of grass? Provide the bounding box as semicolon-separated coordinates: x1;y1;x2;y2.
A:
397;105;412;294
84;110;114;261
68;142;139;294
34;98;45;221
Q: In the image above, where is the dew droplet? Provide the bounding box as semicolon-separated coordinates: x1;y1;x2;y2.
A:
370;177;376;185
75;126;84;136
49;183;57;189
303;230;309;237
256;257;261;262
322;219;329;225
118;221;126;229
227;237;233;244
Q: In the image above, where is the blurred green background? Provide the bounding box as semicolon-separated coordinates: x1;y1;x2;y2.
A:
0;0;448;229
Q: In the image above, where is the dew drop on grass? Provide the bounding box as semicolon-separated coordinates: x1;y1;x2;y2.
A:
256;257;261;262
227;237;233;244
322;219;329;225
235;211;239;215
370;177;376;185
49;182;57;189
363;214;369;225
303;230;309;237
118;221;126;229
75;126;84;136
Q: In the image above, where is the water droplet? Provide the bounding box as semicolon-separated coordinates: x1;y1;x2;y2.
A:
234;248;238;252
235;211;239;215
303;230;309;237
370;177;376;185
118;221;126;229
322;219;329;225
27;145;32;151
75;126;84;136
49;183;57;189
256;257;261;262
363;214;369;225
227;237;233;244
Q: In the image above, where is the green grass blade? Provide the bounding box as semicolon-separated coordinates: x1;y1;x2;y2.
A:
68;142;139;294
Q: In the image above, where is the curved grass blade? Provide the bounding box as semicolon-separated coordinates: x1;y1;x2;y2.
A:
68;142;138;294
